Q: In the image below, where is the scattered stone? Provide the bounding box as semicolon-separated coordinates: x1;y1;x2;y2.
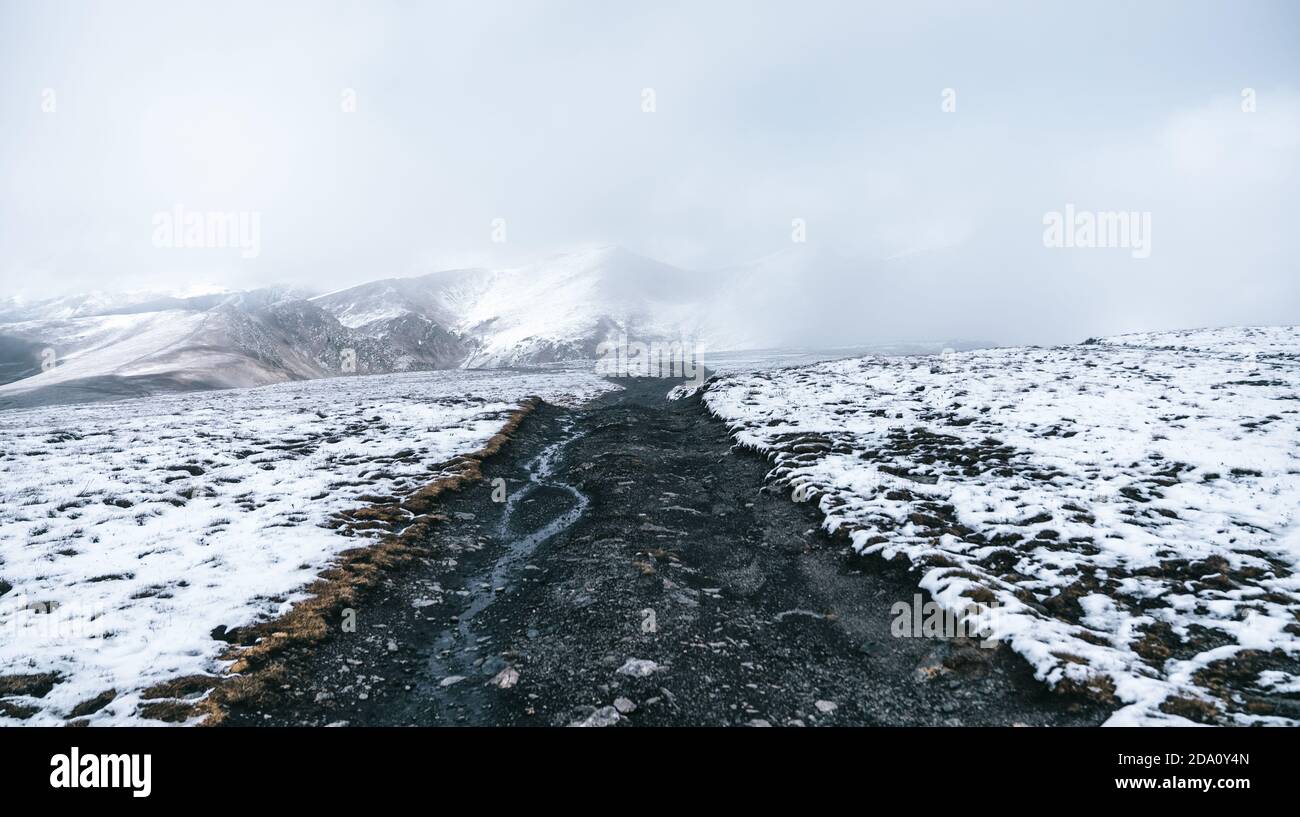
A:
490;667;520;689
439;675;466;687
746;718;772;727
613;696;636;714
814;700;838;714
913;662;951;683
615;658;661;678
572;705;621;727
640;608;657;634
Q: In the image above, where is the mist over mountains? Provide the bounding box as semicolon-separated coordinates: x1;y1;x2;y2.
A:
0;245;979;408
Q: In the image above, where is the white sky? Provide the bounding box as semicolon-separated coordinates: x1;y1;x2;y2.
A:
1;0;1297;344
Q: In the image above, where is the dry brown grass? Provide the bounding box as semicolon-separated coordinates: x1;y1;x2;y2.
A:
1054;671;1119;706
133;398;541;725
0;672;60;698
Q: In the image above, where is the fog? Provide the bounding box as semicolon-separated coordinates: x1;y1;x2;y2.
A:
1;0;1297;346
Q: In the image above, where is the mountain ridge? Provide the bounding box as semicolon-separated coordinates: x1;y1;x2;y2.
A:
0;245;968;408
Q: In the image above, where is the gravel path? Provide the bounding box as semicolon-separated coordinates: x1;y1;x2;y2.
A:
224;377;1110;726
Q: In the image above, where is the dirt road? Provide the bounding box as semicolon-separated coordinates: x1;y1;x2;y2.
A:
225;377;1108;726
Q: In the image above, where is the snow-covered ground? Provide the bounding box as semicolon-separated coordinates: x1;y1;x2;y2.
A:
704;326;1300;725
0;368;616;725
664;342;984;400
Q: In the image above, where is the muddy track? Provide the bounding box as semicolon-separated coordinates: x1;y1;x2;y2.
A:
224;377;1110;726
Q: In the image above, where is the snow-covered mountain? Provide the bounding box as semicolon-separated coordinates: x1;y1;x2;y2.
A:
312;246;720;366
311;267;492;330
309;245;901;364
0;245;977;408
0;290;467;409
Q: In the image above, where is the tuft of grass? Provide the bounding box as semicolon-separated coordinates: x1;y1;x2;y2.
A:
1054;671;1119;706
1159;694;1221;724
68;689;117;718
0;701;39;719
136;701;197;723
140;674;217;700
0;672;61;698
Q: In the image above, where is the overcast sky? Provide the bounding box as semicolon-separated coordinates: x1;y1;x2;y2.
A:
1;0;1297;345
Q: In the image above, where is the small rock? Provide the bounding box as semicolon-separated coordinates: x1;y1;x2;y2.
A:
613;696;637;714
747;718;772;727
615;658;661;678
913;663;950;683
490;667;520;689
814;700;838;714
640;608;658;634
386;640;398;652
439;675;466;687
572;706;621;727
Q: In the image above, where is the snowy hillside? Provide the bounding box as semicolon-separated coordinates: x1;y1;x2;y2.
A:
1094;325;1300;362
311;267;493;330
0;368;617;725
0;291;466;409
0;310;209;387
457;247;710;366
703;326;1300;725
312;247;725;367
311;246;914;366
